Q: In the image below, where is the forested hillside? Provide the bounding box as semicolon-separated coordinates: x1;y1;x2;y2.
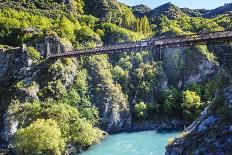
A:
0;0;231;154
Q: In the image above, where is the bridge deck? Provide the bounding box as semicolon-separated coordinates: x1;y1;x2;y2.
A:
48;30;232;59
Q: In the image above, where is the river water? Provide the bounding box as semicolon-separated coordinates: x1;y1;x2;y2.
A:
81;130;180;155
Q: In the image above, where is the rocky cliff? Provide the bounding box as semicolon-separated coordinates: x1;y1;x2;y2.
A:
166;84;232;155
0;42;221;141
165;43;232;155
0;38;230;154
0;44;132;143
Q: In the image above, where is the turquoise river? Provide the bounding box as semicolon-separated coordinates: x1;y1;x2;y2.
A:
81;130;180;155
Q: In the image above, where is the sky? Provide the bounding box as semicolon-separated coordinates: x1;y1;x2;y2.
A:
118;0;231;9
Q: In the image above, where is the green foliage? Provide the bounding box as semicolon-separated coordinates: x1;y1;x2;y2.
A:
202;77;222;102
84;0;151;36
88;55;129;116
75;26;101;47
135;16;152;35
213;14;232;30
134;53;143;64
72;0;85;14
70;119;104;147
185;83;202;96
112;65;128;84
100;23;144;44
146;102;160;118
154;14;224;36
163;87;180;114
80;107;100;125
14;119;65;155
1;1;231;155
118;56;133;70
196;45;217;63
27;46;41;61
13;102;104;150
79;15;99;28
182;90;202;120
0;8;51;45
0;7;98;47
134;102;148;119
135;63;158;99
186;78;221;103
56;16;76;40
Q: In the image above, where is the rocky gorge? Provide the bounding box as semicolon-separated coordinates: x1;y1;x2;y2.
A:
0;38;230;154
0;0;231;154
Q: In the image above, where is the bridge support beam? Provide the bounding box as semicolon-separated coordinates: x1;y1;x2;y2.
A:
46;42;50;59
159;47;162;60
152;47;162;61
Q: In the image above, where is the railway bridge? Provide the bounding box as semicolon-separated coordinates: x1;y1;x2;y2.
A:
45;30;232;59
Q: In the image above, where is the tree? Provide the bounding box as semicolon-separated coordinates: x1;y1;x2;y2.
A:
14;119;65;155
136;63;157;97
163;87;180;114
185;83;202;96
58;17;75;40
27;46;41;61
70;119;104;147
182;90;202;120
112;65;128;84
72;0;85;14
134;102;148;119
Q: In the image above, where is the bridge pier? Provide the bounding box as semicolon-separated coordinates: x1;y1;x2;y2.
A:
159;47;162;60
152;47;163;61
45;42;50;59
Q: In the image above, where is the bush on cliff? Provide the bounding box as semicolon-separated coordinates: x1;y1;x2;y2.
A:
13;102;104;151
163;86;181;115
27;46;41;61
70;119;104;147
134;102;148;119
182;90;202;120
14;119;65;155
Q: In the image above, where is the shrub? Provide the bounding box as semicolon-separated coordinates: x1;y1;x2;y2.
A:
134;102;148;119
70;119;104;147
13;102;104;149
185;83;202;96
182;90;202;120
163;87;180;114
147;102;160;117
112;65;128;84
196;45;217;63
14;119;65;155
27;46;41;61
80;107;100;125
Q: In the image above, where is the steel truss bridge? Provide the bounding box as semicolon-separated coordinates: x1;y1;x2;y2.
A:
47;30;232;59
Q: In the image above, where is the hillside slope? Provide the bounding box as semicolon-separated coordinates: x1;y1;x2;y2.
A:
203;3;232;18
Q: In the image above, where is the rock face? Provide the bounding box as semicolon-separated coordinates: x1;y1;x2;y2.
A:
0;47;32;143
131;118;186;131
0;47;30;87
88;56;131;132
0;144;11;155
162;46;218;89
0;48;34;143
2;112;19;143
165;85;232;155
